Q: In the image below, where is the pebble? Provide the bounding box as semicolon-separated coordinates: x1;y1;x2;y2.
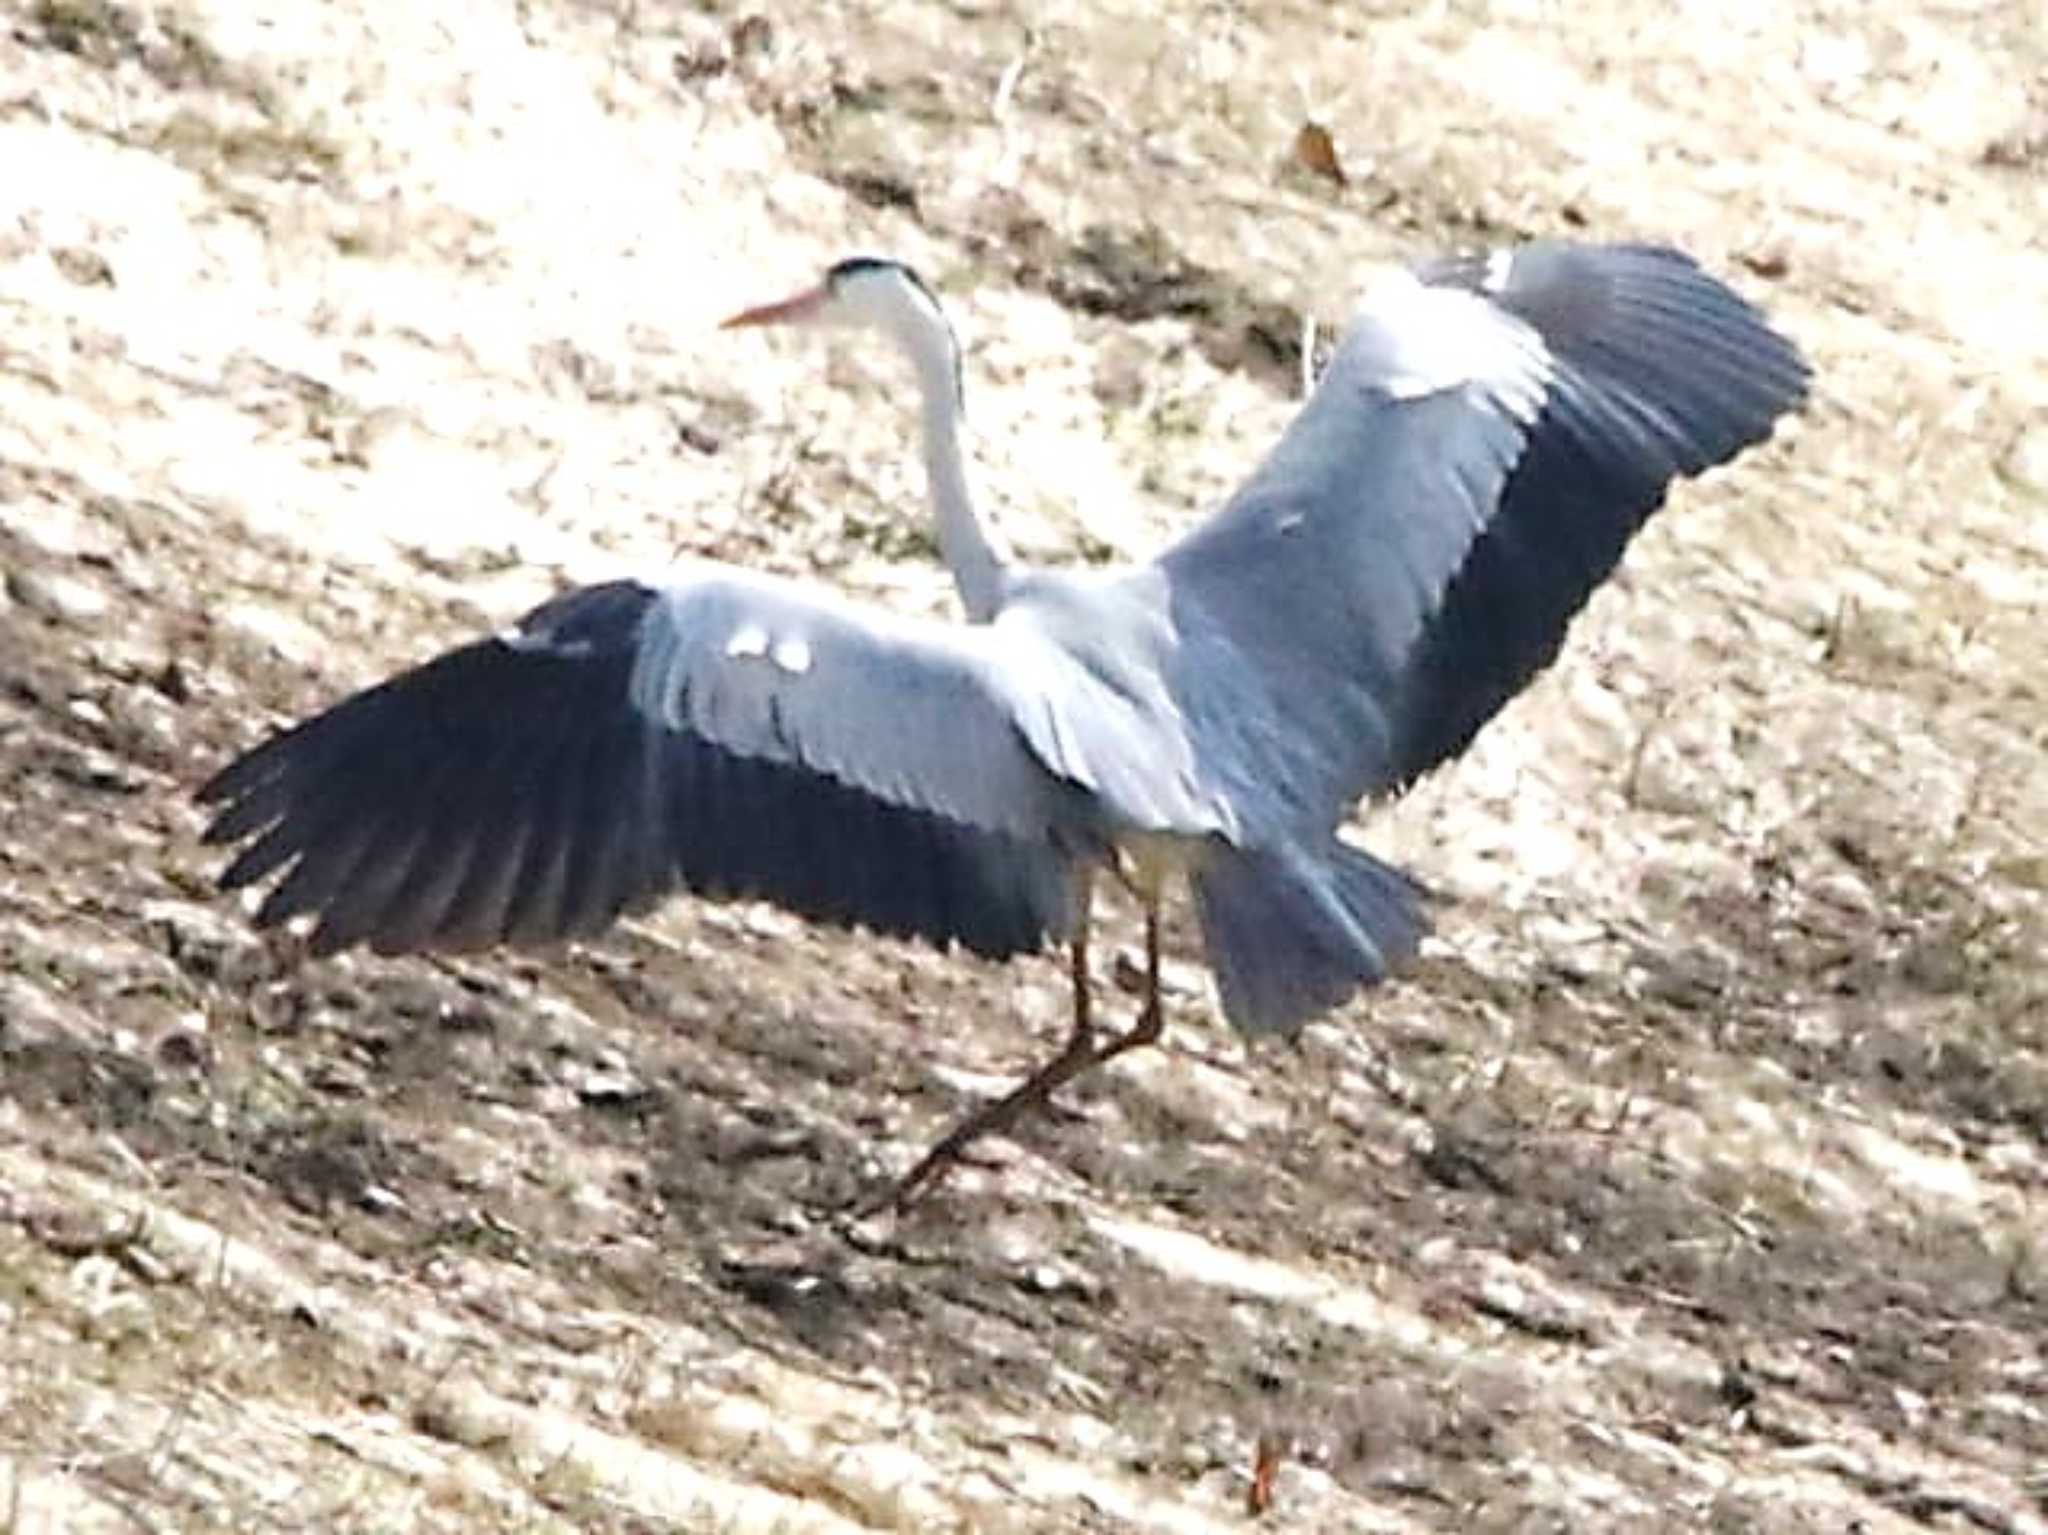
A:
7;566;112;624
1998;418;2048;502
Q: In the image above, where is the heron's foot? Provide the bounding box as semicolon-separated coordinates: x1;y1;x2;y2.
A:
855;996;1168;1217
854;1041;1090;1217
853;1105;1009;1217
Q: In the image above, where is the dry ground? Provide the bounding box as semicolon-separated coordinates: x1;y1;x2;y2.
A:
3;0;2047;1529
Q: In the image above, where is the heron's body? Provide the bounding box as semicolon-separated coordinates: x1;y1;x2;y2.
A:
199;241;1808;1203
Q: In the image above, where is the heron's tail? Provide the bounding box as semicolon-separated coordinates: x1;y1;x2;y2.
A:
1191;839;1427;1038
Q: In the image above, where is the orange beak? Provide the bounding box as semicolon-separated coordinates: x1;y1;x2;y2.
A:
719;283;830;330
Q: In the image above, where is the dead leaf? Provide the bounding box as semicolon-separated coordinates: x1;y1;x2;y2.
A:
1247;1430;1285;1515
1291;120;1346;186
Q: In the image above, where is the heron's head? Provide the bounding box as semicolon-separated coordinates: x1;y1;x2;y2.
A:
723;257;962;406
723;256;943;333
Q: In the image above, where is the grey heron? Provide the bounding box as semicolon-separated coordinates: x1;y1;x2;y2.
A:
197;241;1807;1207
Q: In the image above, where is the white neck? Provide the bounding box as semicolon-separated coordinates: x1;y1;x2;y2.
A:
887;297;1011;622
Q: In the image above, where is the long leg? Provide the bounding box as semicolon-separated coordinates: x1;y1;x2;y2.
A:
865;890;1168;1213
1088;899;1165;1068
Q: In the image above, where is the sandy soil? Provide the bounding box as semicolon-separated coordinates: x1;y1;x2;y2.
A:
2;0;2046;1529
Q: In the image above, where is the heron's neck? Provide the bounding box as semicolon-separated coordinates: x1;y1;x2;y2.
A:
903;321;1010;622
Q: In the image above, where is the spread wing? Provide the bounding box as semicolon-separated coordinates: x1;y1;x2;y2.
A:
1155;241;1809;833
198;574;1118;960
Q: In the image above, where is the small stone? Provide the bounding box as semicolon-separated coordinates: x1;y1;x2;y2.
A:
575;1066;651;1108
215;600;326;665
1997;419;2048;502
7;567;112;624
51;245;114;287
156;1017;213;1074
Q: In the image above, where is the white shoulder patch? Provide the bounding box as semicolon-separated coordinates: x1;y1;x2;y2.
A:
722;623;812;675
1346;269;1550;423
1481;246;1516;294
771;635;813;674
723;624;770;660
